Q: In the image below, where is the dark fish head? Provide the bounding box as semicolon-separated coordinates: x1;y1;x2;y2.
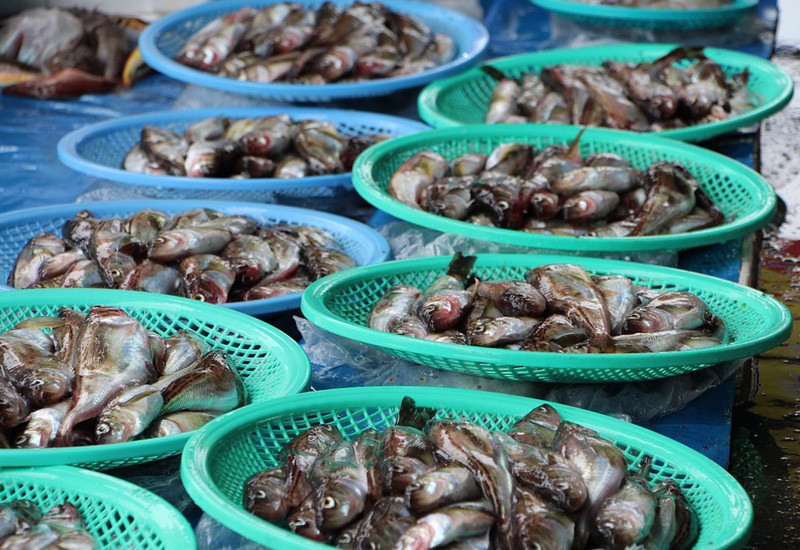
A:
99;251;138;287
148;231;189;262
95;416;131;445
380;456;430;495
244;469;287;522
623;308;672;334
316;478;366;531
0;384;29;429
21;367;72;408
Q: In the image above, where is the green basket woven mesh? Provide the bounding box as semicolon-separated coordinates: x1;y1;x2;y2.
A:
417;44;794;143
181;387;753;550
301;254;792;382
352;124;776;252
0;465;195;549
0;289;310;470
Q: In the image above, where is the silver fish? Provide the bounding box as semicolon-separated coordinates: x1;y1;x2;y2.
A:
221;235;276;288
164;207;223;230
184;139;240;178
273;155;309;178
56;306;155;445
119;260;182;295
62;210;98;253
95;384;164;444
425;177;474;221
89;219;146;287
140;125;188;175
485;142;533;176
123;145;167;175
313;439;370;531
467;316;540;347
125;208;169;244
514;486;575;550
162;330;209;376
254;229;302;284
238;276;310;301
451;153;487;177
388;151;448;208
562;190;621;223
552;167;641;194
477;280;546;318
405;466;481;514
593;474;657;549
424;330;467;345
593;275;637;335
522;314;587;352
623;291;711;334
8;233;65;289
508;403;562;448
390;315;429;339
395;501;495;550
37;248;85;281
0;378;29;430
153;350;244;415
651;479;698;550
184;116;230;143
355;496;416;550
294;120;344;174
485;78;521;124
304;248;356;281
369;285;422;333
179;254;236;304
630;163;697;237
142;411;218;438
148;227;233;262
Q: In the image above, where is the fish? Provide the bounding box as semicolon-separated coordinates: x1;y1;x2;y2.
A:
0;378;30;430
184;139;240;178
280;423;344;481
123;144;166;175
125;208;169;243
485;78;521;124
244;466;288;523
119;260;182;295
562;190;621;223
37;248;85;281
89;219;147;287
194;215;259;237
368;285;421;332
294;120;345;174
395;501;495;550
467;316;540;347
273;155;309;178
140;125;188;176
526;264;614;352
425;177;475;221
287;494;328;542
592;473;657;549
3;67;117;98
238;116;293;157
593;275;637;334
485;142;534;176
141;411;217;438
416;253;477;333
0;500;41;540
235;155;274;177
353;428;383;502
405;466;482;513
623;291;712;334
630;163;697;237
165;207;223;230
184;116;230;143
238;277;310;301
355;496;416;550
7;233;65;289
62;210;99;253
56;306;155;445
0;333;72;408
514;486;575;550
522;314;587;352
148;227;233;262
179;254;236;304
580;330;721;354
388;151;449;208
253;229;303;284
477;281;547;318
390;315;429;339
95;384;164;444
651;479;698;550
304;248;356;281
153;350;245;415
220;235;276;288
312;439;370;531
451;153;487;177
162;330;209;375
427;421;517;549
424;330;467;345
508;403;562;448
639;482;678;550
554;421;628;549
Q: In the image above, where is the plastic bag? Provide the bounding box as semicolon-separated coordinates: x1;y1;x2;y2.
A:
297;316;741;423
196;513;268;550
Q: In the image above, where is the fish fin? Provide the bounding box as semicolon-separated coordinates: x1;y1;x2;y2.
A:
121;46;151;87
480;65;507;81
396;396;437;430
637;455;653;478
588;334;615;353
565;127;588;162
447;252;477;280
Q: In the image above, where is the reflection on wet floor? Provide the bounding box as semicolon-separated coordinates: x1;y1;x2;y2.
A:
731;44;800;548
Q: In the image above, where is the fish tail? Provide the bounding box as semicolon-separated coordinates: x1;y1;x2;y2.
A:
397;396;437;430
588;334;615;353
565;127;588;160
447;252;477;281
480;65;507;81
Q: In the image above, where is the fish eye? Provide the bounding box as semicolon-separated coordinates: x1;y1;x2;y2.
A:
110;269;121;277
498;201;509;209
29;379;44;387
288;518;306;528
254;490;267;499
392;464;408;473
13;436;27;446
192;294;206;302
365;543;377;550
338;533;353;543
321;496;337;509
408;482;421;490
96;424;110;435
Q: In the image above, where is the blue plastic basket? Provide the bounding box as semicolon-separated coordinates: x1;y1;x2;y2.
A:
0;199;389;316
530;0;758;30
138;0;489;102
57;107;430;201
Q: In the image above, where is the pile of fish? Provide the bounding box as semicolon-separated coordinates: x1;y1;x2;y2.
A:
483;47;751;130
8;207;356;303
0;7;148;99
574;0;732;6
244;397;699;549
0;306;245;448
368;254;725;353
387;135;724;237
0;499;96;549
122;115;384;178
175;2;454;83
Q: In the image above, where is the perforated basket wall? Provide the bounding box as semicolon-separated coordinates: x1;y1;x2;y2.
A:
57;107;430;201
181;387;753;550
352;124;775;252
0;466;196;549
301;254;792;382
0;199;388;316
530;0;757;30
417;44;794;142
0;288;309;469
138;0;488;102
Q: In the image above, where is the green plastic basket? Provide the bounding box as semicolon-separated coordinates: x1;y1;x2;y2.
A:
181;387;754;550
352;124;776;252
0;288;310;470
417;44;794;142
301;254;792;382
0;465;195;549
530;0;758;30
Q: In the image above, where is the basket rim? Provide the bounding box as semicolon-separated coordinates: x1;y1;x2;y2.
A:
352;124;777;252
530;0;758;24
0;198;390;316
138;0;489;101
181;386;753;550
0;288;310;469
0;465;197;549
300;253;792;372
417;43;795;142
56;106;431;191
